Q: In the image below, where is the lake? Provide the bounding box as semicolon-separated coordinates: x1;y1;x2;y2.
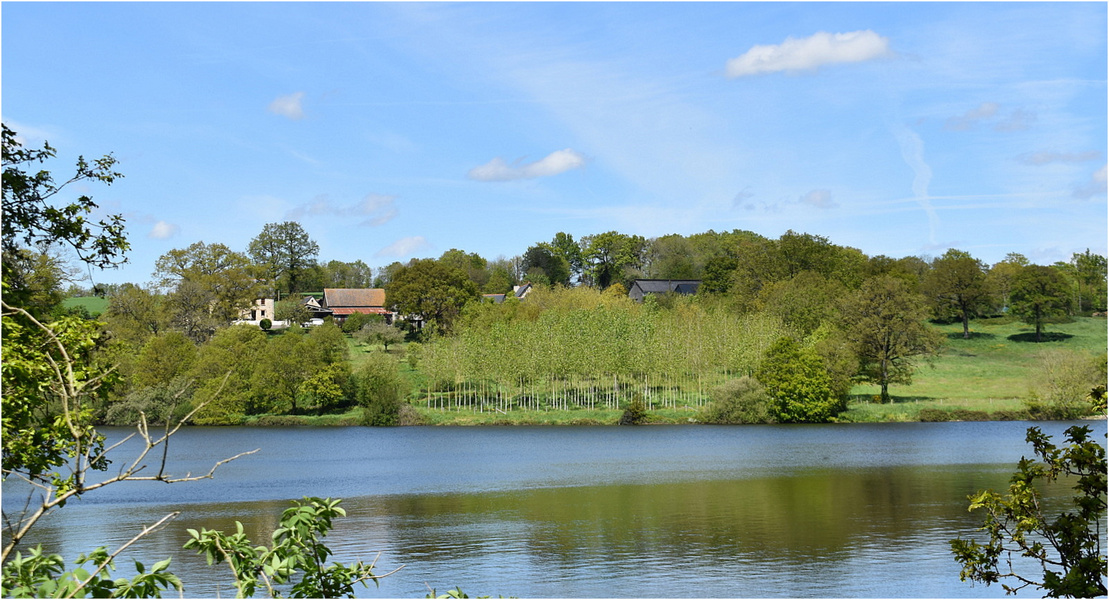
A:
4;420;1105;598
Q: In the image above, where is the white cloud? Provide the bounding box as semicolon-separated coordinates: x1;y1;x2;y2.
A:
468;148;586;182
1018;150;1101;166
375;236;431;258
800;189;837;209
725;30;891;78
285;193;398;226
944;102;999;131
268;92;306;120
1073;164;1107;199
148;220;180;240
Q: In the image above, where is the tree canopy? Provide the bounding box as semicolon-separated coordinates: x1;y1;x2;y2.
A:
247;221;320;295
1011;265;1069;342
838;275;943;403
384;258;480;335
922;249;991;339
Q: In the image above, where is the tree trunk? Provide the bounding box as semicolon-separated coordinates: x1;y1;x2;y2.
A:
962;312;971;339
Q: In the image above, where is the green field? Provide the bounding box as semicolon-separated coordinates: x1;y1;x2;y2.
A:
62;296;109;317
843;316;1106;422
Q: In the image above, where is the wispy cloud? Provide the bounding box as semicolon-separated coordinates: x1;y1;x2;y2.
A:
893;124;939;245
285;193;398;226
799;189;837;209
995;108;1036;132
268;92;306;120
944;102;999;131
147;220;180;240
725;30;891;78
375;236;430;258
468;148;586;182
1073;164;1107;199
1017;150;1101;166
732;187;754;209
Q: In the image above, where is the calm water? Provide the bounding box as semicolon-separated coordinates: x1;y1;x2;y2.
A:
4;421;1105;598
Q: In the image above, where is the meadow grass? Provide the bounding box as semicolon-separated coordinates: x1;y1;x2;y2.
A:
62;296;109;317
843;316;1106;422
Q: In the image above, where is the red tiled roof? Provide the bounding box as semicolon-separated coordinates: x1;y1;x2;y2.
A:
330;307;390;316
323;288;385;308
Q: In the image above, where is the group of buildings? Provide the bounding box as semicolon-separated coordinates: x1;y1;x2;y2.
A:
239;279;702;328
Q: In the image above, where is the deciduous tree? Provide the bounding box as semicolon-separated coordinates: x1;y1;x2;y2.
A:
1011;265;1069;342
384;259;479;335
922;249;991;339
154;241;261;336
838;275;943;403
754;337;841;423
247;221;320;295
2;124;128;270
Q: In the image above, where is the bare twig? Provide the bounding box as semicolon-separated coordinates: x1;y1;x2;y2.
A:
67;512;182;599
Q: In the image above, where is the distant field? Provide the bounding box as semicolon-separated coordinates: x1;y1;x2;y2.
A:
62;296;109;317
844;315;1107;421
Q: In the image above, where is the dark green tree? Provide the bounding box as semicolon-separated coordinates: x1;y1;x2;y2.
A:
247;221;320;295
384;259;479;335
922;249;991;339
580;231;646;289
521;244;571;286
1011;265;1069;342
951;426;1106;598
838;275;943;403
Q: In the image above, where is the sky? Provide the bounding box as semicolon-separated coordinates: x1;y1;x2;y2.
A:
3;2;1106;287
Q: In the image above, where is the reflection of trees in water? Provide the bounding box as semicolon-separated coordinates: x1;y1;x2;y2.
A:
365;466;1018;567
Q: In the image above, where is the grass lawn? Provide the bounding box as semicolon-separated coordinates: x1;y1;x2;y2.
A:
842;316;1106;422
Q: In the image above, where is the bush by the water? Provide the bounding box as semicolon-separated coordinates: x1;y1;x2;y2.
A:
355;353;406;426
918;408;991;422
702;377;775;424
618;395;649;425
1024;350;1106;420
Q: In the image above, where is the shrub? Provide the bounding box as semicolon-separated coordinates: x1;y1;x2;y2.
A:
103;378;193;426
755;337;841;423
340;311;373;334
1024;350;1105;419
354;353;406;426
259;318;272;331
702;377;775;424
618;394;649;425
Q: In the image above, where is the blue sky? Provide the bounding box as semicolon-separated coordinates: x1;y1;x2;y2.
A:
3;2;1106;286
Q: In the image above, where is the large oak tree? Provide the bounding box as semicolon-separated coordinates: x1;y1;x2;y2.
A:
922;249;991;339
839;275;943;403
384;258;480;335
247;221;320;295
